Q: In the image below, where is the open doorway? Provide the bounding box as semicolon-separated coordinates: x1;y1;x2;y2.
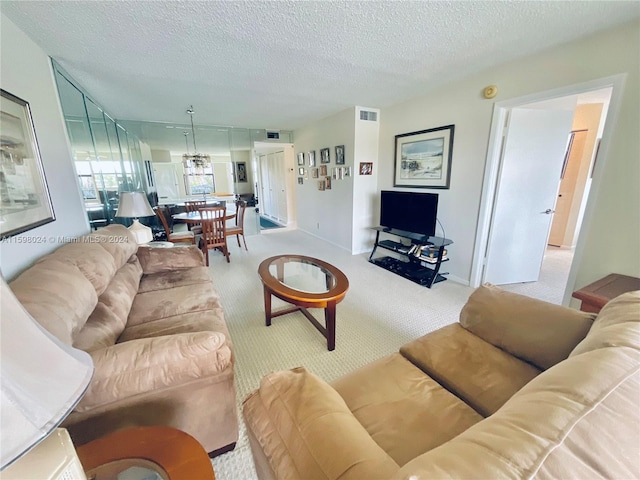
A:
471;77;620;304
253;142;296;233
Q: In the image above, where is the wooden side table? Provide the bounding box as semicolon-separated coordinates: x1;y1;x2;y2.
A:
77;426;215;480
572;273;640;313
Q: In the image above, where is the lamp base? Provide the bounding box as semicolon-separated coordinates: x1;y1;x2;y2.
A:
128;219;153;244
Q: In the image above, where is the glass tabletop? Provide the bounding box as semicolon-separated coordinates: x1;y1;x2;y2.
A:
268;257;337;294
87;460;167;480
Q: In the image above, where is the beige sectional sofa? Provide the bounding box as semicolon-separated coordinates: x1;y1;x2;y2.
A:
8;224;237;455
243;284;640;479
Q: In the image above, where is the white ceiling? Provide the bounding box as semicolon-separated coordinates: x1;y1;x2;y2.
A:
2;1;639;131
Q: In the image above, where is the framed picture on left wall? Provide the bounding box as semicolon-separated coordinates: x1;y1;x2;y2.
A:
0;89;55;238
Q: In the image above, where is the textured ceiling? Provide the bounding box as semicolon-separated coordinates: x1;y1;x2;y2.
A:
2;1;639;131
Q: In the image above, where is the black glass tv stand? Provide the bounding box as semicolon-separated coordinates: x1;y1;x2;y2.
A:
369;227;453;288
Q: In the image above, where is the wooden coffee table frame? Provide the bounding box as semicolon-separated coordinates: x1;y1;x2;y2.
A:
258;255;349;351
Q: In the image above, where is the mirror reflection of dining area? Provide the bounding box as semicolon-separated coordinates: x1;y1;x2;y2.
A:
55;61;291;252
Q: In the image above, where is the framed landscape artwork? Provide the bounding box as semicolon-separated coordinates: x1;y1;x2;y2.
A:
393;124;454;189
0;89;55;238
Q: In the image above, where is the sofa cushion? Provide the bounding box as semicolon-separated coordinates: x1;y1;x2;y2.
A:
77;332;231;412
138;266;212;293
571;290;640;356
459;283;595;370
331;353;482;466
242;367;400;480
128;282;222;327
73;259;143;351
45;243;118;297
400;324;541;416
82;224;138;270
118;308;228;343
392;344;640;480
10;259;98;344
136;245;204;274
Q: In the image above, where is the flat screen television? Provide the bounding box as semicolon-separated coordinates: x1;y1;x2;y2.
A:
380;190;438;237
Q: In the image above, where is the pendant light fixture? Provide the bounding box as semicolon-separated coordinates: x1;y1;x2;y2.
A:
182;105;210;173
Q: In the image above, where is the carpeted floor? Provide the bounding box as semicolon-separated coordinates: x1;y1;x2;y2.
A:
206;230;573;478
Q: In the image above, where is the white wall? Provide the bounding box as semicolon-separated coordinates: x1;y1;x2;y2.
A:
352;107;380;254
0;14;88;280
294;108;355;250
378;20;640;286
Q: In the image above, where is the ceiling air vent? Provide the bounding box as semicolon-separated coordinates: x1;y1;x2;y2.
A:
266;130;280;139
359;110;378;122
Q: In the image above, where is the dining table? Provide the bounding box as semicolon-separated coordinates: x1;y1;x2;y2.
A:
172;208;237;225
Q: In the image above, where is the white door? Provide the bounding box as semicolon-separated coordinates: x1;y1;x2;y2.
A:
484;107;574;284
275;150;288;223
259;154;271;217
154;164;180;201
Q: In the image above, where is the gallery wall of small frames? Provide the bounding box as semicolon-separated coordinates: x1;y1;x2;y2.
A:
296;145;351;189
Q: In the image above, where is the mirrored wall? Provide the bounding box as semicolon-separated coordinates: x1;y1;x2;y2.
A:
53;62;146;229
120;120;292;207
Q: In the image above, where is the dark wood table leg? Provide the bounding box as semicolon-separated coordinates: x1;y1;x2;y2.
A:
263;287;272;326
325;302;336;351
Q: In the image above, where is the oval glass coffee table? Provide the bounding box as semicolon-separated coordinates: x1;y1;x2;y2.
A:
258;255;349;351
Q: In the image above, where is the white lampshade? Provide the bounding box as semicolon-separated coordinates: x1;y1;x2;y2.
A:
115;192;155;244
0;277;94;470
115;191;155;218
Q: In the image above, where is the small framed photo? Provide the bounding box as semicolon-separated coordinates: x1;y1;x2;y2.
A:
320;165;327;176
297;152;305;166
308;151;316;167
318;179;326;191
297;177;303;185
332;167;338;180
338;167;345;179
359;162;373;175
312;167;319;178
335;145;345;165
298;167;305;175
344;166;351;177
320;147;330;164
325;176;332;189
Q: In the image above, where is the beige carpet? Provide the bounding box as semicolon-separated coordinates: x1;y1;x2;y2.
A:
207;227;571;478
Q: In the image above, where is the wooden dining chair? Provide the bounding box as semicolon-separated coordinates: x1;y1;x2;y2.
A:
184;200;207;234
225;200;248;251
199;206;229;265
154;206;195;244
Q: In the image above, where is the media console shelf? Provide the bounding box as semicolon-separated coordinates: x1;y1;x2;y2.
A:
369;227;453;288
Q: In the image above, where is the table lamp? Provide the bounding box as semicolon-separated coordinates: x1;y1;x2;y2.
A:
0;276;94;475
115;191;156;244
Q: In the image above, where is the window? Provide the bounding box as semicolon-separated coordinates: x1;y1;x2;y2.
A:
185;165;215;195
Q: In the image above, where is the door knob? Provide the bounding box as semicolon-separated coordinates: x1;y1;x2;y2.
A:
541;209;555;214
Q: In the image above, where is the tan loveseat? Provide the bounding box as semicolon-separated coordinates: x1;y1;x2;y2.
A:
8;224;237;455
242;284;640;479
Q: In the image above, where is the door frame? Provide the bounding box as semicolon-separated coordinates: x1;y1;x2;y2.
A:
470;74;626;305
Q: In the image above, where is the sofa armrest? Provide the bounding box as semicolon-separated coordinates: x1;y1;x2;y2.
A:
460;284;595;370
77;332;230;412
136;246;205;274
242;367;399;480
